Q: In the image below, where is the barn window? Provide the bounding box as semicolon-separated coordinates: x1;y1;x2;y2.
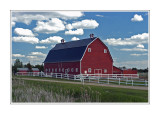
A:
49;68;50;72
46;68;48;72
62;68;64;72
52;68;54;72
76;68;78;72
104;49;107;53
71;68;74;72
59;68;61;72
55;68;57;72
68;68;70;72
88;68;91;73
88;48;91;52
104;69;107;73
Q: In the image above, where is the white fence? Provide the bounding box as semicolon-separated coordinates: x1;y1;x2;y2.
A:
16;72;148;86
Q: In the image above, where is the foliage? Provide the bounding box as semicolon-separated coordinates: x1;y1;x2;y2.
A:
12;59;23;74
12;78;148;102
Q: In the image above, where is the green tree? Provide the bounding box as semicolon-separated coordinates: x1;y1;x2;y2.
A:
26;62;32;72
12;59;23;74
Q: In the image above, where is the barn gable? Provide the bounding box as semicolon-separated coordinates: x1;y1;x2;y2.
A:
44;37;96;63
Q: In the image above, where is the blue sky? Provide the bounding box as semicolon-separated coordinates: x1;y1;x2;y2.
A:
12;11;149;69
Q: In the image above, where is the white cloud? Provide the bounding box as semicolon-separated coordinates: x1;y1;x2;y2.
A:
30;52;46;56
12;21;15;27
69;19;99;29
26;56;38;59
71;37;80;41
130;53;148;56
12;36;39;44
131;14;143;22
66;24;73;30
14;28;35;36
104;33;148;46
12;54;25;57
96;15;104;17
40;36;62;44
137;44;144;48
35;46;48;49
114;60;148;69
65;29;84;35
12;11;83;25
120;47;147;52
33;18;65;34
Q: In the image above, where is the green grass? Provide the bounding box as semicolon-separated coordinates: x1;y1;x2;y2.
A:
12;77;148;103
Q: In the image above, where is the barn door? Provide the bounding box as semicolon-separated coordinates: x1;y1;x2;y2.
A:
94;69;102;76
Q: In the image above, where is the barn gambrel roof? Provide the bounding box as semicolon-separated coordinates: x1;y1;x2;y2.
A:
44;37;97;63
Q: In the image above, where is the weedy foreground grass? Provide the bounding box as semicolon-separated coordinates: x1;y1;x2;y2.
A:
12;78;148;103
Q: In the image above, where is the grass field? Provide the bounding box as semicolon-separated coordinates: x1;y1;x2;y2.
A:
12;77;148;103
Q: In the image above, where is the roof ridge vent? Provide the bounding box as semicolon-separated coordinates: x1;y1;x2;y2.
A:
61;39;65;43
90;33;94;38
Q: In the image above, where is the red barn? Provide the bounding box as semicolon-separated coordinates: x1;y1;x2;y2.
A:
123;69;138;74
44;34;113;75
113;66;123;74
17;68;28;75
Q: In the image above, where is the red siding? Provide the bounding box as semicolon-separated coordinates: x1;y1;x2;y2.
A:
81;38;113;74
123;69;138;74
44;61;80;75
113;66;123;74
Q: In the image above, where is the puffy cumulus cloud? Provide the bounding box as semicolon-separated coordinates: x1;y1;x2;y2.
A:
35;46;48;49
120;47;147;52
68;19;99;29
33;18;65;34
12;21;15;27
40;36;63;44
130;53;148;56
71;37;80;41
104;33;148;46
12;54;25;57
137;44;144;48
14;28;35;36
30;52;46;56
12;11;84;25
66;24;73;30
131;14;143;22
12;36;39;44
65;29;84;35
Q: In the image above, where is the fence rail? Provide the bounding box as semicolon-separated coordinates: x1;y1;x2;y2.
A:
16;72;148;86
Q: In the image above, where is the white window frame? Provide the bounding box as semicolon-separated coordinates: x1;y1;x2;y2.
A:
62;68;64;72
71;68;74;72
52;68;54;72
88;68;91;73
46;68;48;72
104;69;107;73
59;68;61;72
76;68;78;72
68;68;70;72
49;68;50;72
55;68;57;72
88;48;91;52
104;49;107;53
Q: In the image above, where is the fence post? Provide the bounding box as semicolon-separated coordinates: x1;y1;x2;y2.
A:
132;80;133;86
51;73;52;77
74;75;75;81
61;73;62;79
108;76;109;84
126;78;128;85
67;74;69;80
89;76;90;82
145;80;147;86
56;73;57;78
98;77;99;83
119;78;120;85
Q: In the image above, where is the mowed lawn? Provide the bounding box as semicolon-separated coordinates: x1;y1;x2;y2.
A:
12;77;148;103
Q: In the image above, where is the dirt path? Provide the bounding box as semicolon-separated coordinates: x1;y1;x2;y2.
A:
16;77;148;90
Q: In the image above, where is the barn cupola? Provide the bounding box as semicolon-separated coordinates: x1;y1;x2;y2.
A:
61;39;65;43
90;33;94;38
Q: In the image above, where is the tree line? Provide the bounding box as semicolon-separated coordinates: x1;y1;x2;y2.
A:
12;59;44;74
